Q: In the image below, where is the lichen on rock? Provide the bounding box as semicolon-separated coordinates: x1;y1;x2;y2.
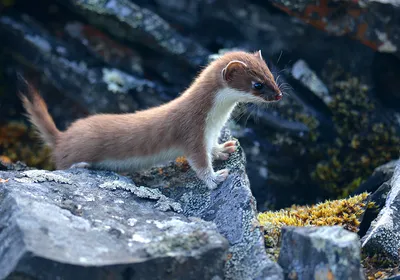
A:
14;169;73;184
99;178;182;212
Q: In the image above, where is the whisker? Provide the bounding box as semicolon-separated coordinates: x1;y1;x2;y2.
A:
277;50;283;65
244;104;255;128
276;75;281;85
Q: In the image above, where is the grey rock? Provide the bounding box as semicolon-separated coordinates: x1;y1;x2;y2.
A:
0;14;171;114
291;60;331;105
64;21;144;77
59;0;210;68
0;168;229;280
361;160;400;261
131;127;284;280
278;226;365;280
268;0;400;58
354;159;399;195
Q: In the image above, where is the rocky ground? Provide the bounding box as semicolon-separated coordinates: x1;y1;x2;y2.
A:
0;0;400;279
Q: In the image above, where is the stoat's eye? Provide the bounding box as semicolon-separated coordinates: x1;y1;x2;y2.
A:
252;82;264;90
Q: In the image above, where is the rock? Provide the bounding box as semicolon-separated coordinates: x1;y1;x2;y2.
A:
361;161;400;261
0;160;31;172
268;0;400;58
358;181;392;238
130;127;284;280
0;13;171;114
0;168;229;280
354;160;399;237
64;21;144;77
291;59;332;105
58;0;210;69
353;160;400;238
278;226;365;280
354;159;399;195
64;20;191;89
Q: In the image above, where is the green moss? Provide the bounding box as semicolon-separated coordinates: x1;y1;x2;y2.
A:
310;71;400;197
257;192;371;260
278;61;400;199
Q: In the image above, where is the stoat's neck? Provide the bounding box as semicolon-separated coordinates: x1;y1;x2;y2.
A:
203;87;244;152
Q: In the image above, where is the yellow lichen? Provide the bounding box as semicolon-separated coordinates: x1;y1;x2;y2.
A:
257;192;371;251
174;156;190;172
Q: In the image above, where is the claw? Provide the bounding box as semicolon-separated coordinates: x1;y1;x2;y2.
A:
215;169;230;183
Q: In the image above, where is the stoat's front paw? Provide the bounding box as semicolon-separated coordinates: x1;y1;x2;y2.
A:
212;141;238;161
204;169;230;190
69;162;91;169
215;168;230;182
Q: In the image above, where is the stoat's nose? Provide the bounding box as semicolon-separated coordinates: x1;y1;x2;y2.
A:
275;92;283;101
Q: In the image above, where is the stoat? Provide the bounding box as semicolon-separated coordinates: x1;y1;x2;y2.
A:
20;50;282;190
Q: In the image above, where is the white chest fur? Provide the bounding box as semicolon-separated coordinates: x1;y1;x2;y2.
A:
204;88;252;153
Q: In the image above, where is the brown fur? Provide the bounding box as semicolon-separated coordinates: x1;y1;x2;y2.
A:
20;50;281;188
19;83;60;148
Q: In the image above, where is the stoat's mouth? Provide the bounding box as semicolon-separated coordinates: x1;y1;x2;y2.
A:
275;93;283;101
263;93;282;102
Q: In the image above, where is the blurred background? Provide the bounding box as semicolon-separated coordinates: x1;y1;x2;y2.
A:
0;0;399;211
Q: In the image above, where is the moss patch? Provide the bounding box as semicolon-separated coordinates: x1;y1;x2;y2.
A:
257;192;372;261
281;62;400;199
310;71;400;197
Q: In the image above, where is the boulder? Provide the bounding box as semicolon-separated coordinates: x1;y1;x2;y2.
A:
354;159;399;195
0;13;172;115
361;161;400;261
57;0;210;69
278;226;365;280
0;168;228;280
268;0;400;59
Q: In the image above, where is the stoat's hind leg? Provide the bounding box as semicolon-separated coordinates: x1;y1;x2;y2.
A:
212;140;238;161
69;162;91;169
186;147;230;190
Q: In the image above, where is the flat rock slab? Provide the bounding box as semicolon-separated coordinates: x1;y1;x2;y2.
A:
361;161;400;261
278;226;365;280
0;168;228;280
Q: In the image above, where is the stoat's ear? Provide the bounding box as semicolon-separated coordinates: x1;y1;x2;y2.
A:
221;60;248;81
255;50;263;61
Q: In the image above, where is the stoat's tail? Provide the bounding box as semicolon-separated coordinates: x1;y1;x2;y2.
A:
19;82;60;148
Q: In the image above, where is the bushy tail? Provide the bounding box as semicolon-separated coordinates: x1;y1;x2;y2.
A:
18;81;60;148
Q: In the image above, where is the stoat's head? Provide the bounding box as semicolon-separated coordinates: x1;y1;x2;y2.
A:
219;50;282;103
